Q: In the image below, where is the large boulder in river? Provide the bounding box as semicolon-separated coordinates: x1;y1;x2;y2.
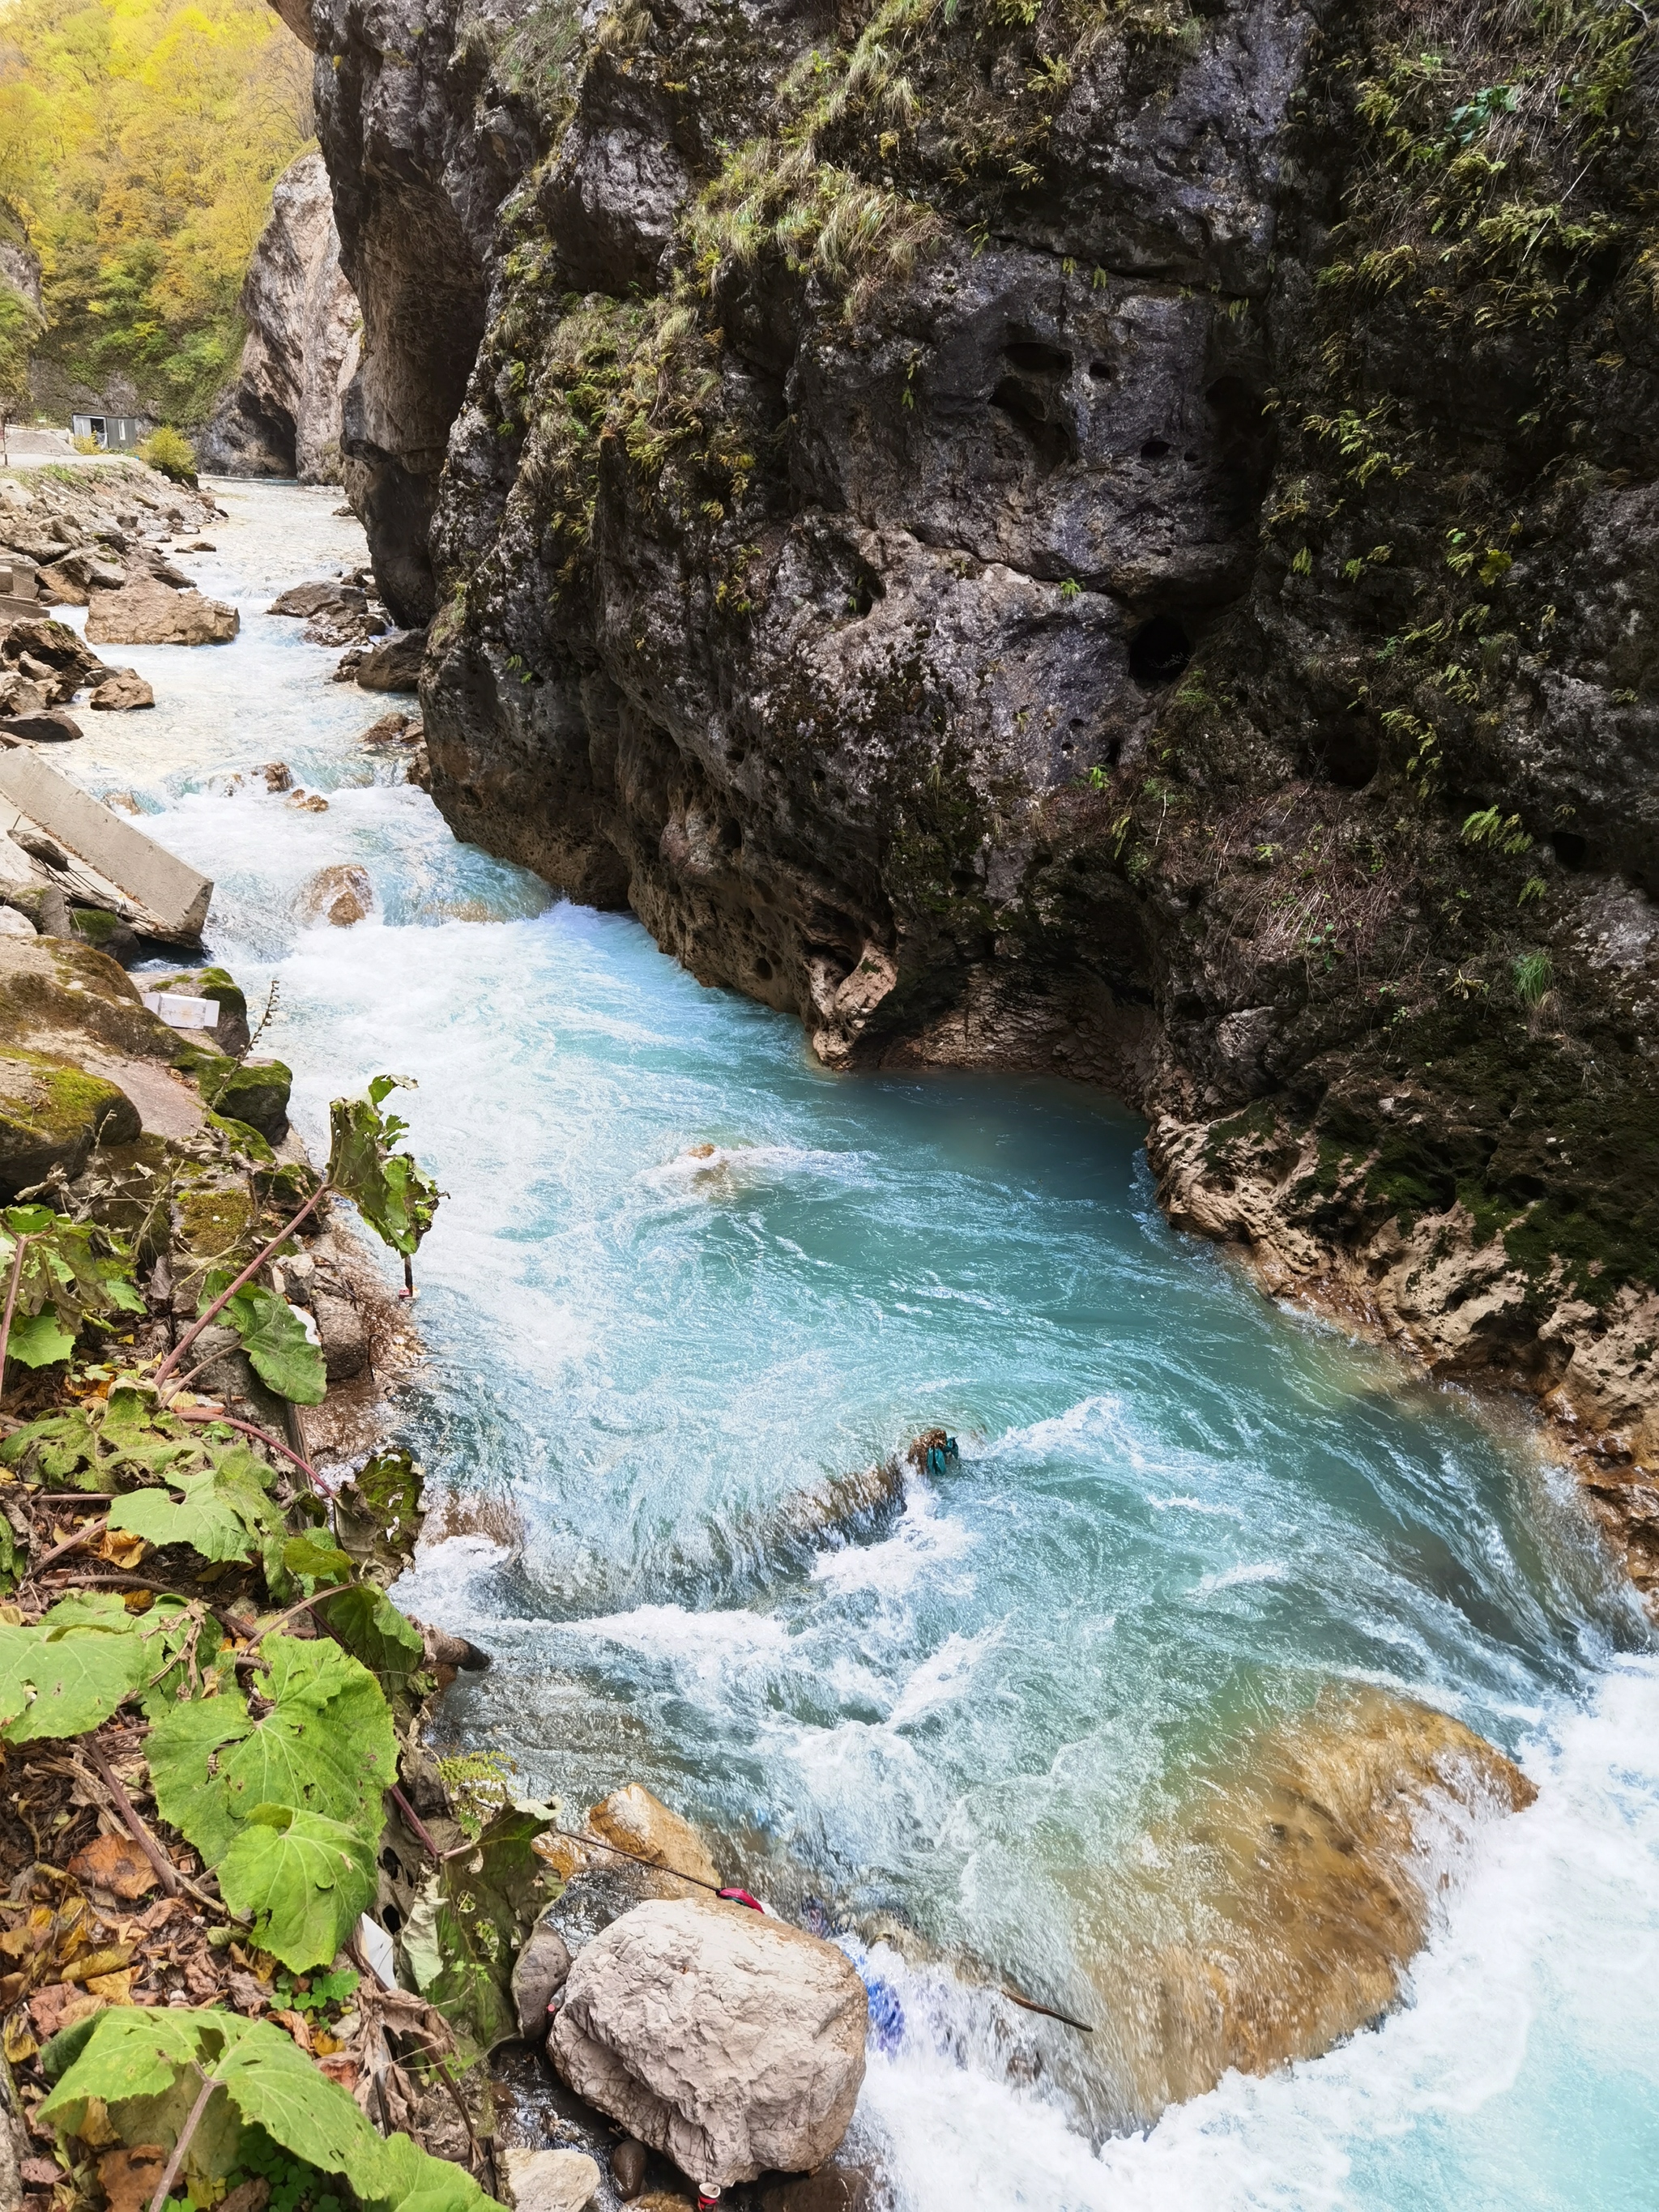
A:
87;670;155;712
85;578;238;647
1085;1684;1538;2121
356;630;424;693
550;1897;868;2192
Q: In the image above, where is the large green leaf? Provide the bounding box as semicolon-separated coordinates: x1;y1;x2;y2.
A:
217;1283;326;1405
147;1632;396;1864
216;1805;379;1970
0;1600;177;1741
6;1308;76;1367
37;2010;498;2212
109;1455;281;1565
320;1583;424;1698
1;1386;199;1489
327;1079;441;1258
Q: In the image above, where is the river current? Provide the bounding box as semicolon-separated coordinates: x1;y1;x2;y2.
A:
47;479;1659;2209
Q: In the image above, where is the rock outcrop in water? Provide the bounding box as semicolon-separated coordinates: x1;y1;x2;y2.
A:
291;0;1659;1596
200;151;361;483
1089;1684;1536;2120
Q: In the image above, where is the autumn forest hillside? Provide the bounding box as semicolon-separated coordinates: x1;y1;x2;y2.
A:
0;0;313;424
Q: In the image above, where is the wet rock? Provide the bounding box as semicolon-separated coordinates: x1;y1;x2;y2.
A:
512;1920;573;2041
587;1784;720;1892
1085;1685;1538;2120
102;793;142;816
258;761;293;792
85;578;238;646
271;580;348;618
609;2140;647;2201
1;709;81;743
87;670;156;711
312;1289;369;1381
356;630;425;693
296;861;373;927
755;2170;873;2212
549;1898;868;2192
0;1046;140;1196
497;2149;600;2212
362;709;422;746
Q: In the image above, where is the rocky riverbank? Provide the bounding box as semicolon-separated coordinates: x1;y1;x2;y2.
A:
285;0;1659;1606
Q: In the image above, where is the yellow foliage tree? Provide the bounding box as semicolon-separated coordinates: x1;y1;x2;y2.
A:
0;0;314;423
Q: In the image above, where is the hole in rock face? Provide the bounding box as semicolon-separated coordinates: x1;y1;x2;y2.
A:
991;377;1074;471
1141;437;1172;461
849;571;883;617
1004;338;1073;375
754;955;774;981
1089;360;1114;381
1310;722;1380;790
1128;616;1192;683
1551;829;1589;870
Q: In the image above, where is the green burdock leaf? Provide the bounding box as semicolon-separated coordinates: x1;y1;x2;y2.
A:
1;1386;199;1488
147;1632;396;1864
109;1457;282;1566
0;1598;188;1741
319;1584;424;1697
215;1283;326;1405
36;2010;496;2212
283;1534;353;1587
327;1078;441;1259
6;1308;76;1367
217;1805;378;1971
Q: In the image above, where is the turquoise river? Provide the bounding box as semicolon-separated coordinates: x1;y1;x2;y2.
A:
43;478;1659;2210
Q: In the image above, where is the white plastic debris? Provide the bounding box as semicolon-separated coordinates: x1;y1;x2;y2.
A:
356;1912;399;1989
139;989;217;1029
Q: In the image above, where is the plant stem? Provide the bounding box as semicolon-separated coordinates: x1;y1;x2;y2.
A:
169;1406;323;1489
84;1738;180;1898
31;1515;109;1573
390;1781;444;1862
0;1233;30;1406
147;2064;217;2212
153;1183;327;1389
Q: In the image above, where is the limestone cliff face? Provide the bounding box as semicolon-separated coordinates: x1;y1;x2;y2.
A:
296;0;1659;1587
201;151;361;482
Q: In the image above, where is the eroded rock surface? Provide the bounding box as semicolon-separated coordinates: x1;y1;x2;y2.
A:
85;578;238;647
301;0;1659;1589
200;150;362;482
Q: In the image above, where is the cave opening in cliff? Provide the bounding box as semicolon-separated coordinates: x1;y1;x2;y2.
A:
1128;615;1192;683
1551;829;1589;870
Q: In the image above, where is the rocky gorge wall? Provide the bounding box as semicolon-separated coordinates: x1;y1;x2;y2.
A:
290;0;1659;1599
201;151;362;482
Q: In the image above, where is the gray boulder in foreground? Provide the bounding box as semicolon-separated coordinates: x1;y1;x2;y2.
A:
549;1897;868;2192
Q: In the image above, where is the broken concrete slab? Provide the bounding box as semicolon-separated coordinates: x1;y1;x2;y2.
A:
0;748;212;940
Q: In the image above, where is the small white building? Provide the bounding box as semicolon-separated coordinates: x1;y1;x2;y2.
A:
70;412;143;450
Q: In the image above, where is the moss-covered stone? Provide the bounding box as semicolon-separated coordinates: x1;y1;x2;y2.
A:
0;1047;141;1197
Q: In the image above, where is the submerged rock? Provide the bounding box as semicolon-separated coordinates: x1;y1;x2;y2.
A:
85;578;238;647
549;1896;868;2192
296;862;373;927
1085;1685;1537;2120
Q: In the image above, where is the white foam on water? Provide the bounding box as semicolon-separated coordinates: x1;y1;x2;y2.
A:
812;1484;975;1596
557;1601;795;1666
1188;1561;1290;1597
887;1626;1003;1729
851;1660;1659;2212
